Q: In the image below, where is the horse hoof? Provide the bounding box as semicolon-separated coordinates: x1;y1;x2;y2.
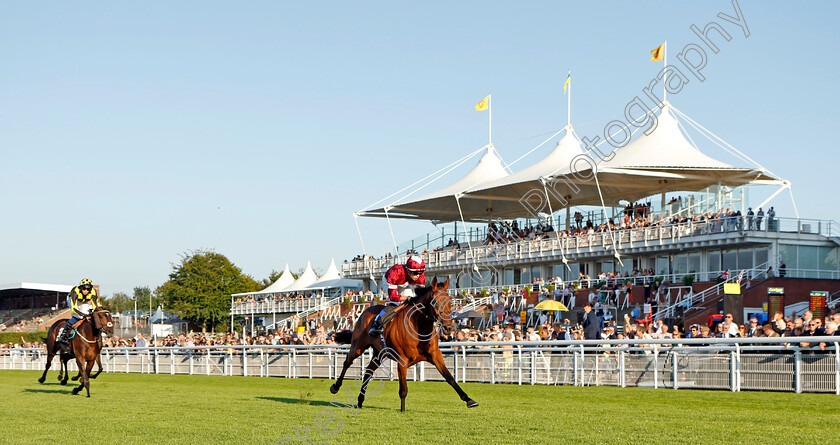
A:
37;377;45;384
72;376;80;381
71;388;80;395
329;384;339;394
466;399;479;408
60;380;68;386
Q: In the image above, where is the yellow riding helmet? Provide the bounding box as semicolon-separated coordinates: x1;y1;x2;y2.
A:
80;278;93;290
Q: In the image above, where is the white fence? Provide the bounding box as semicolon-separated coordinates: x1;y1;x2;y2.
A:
4;337;839;394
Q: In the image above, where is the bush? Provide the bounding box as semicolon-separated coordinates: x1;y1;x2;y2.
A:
545;284;555;292
683;275;695;287
344;296;352;308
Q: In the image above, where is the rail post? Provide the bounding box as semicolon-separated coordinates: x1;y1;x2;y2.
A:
530;350;536;385
653;345;659;390
835;343;839;396
619;350;626;388
462;347;467;383
794;350;802;393
490;352;495;385
673;351;679;390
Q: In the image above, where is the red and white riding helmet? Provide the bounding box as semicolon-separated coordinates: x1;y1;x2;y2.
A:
405;254;426;273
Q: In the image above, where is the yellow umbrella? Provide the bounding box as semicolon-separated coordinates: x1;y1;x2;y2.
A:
534;300;568;311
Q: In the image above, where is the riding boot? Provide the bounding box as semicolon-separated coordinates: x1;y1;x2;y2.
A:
369;313;384;336
57;322;72;354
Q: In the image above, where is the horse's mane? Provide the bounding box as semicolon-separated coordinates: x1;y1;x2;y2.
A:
408;285;435;306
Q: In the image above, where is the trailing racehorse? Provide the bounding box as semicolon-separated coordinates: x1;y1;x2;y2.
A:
38;308;113;396
329;277;478;411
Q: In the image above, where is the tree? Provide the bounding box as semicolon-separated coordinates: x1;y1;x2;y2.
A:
102;291;132;312
156;249;261;331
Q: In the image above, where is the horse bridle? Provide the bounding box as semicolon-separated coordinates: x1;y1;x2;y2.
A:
412;290;455;327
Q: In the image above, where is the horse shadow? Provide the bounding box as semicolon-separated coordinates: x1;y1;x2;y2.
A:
24;388;70;395
256;396;388;410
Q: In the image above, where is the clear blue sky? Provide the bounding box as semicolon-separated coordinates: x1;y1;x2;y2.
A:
1;1;837;296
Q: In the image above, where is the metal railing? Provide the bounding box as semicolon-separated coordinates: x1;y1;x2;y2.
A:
4;337;838;394
231;297;326;316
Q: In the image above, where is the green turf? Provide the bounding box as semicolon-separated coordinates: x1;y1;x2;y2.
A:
2;370;837;444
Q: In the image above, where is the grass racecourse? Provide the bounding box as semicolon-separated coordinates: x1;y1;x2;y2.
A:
2;370;837;445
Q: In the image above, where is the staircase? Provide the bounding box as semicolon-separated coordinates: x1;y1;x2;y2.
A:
268;295;346;329
654;262;769;322
828;289;840;310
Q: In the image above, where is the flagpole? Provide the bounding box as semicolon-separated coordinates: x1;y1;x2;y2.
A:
488;94;492;145
663;41;667;103
567;70;571;127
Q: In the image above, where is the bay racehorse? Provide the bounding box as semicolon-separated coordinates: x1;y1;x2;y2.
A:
330;277;478;411
38;308;113;396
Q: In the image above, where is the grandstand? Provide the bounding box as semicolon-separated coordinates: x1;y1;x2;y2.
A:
0;283;73;332
231;103;840;333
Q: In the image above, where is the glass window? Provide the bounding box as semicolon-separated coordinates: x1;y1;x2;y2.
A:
688;253;701;274
722;250;737;271
520;267;531;285
655;256;669;275
458;272;471;289
798;246;818;272
531;266;542;282
672;254;688;275
737;249;753;270
818;246;839;271
708;251;721;272
754;248;768;268
779;245;797;270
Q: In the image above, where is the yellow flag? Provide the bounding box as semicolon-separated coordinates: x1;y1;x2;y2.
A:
563;73;570;94
650;43;665;61
475;95;489;111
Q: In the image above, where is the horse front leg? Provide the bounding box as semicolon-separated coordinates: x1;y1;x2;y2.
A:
71;357;86;395
428;350;478;408
82;359;95;397
330;345;365;395
357;351;384;409
89;354;103;379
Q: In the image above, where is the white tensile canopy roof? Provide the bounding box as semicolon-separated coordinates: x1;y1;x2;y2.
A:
260;264;295;292
283;261;318;292
231;260;361;298
357;144;510;222
460;126;587;220
357;103;783;222
305;259;363;291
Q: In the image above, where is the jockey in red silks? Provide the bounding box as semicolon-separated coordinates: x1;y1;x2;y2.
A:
368;254;426;335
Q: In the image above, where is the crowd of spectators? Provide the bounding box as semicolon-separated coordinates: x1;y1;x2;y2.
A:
0;308;55;332
346;204;779;265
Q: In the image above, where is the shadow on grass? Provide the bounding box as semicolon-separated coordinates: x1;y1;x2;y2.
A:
257;396;389;410
24;388;70;394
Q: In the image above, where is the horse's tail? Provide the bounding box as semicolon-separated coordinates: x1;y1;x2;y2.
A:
333;330;353;344
41;337;48;343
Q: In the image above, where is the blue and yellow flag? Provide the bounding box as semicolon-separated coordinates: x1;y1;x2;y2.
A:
475;95;489;111
650;43;665;61
563;73;570;94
